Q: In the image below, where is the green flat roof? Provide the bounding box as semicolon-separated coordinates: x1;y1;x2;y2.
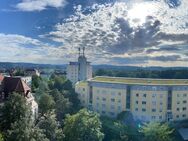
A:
90;76;188;85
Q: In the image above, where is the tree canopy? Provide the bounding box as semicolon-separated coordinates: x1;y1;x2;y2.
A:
0;93;30;131
63;109;104;141
140;122;174;141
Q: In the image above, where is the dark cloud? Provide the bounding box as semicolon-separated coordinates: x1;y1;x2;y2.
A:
165;0;181;8
108;16;161;54
145;46;181;54
112;56;148;65
112;54;181;65
150;55;181;62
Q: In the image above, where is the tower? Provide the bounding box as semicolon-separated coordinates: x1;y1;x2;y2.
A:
78;47;87;81
66;47;92;85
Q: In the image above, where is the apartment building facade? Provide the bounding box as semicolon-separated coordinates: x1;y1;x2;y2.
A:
75;76;188;122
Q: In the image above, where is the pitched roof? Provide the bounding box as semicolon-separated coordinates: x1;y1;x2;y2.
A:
3;77;30;95
0;74;4;81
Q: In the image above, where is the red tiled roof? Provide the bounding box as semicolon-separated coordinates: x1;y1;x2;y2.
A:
3;77;30;96
0;74;4;81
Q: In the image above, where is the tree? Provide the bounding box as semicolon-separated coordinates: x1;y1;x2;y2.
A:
55;94;72;122
38;114;64;141
0;132;4;141
101;117;128;141
39;94;55;116
63;109;104;141
7;117;49;141
62;90;81;113
32;75;42;92
140;122;174;141
0;93;29;131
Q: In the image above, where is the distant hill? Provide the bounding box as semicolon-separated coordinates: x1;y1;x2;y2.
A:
0;62;66;70
92;65;188;71
0;62;188;71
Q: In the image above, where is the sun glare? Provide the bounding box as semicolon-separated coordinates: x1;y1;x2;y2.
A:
127;2;157;27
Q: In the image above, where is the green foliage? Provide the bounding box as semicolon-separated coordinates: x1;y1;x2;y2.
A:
0;132;4;141
13;68;25;76
39;94;55;116
101;117;128;141
32;75;42;92
55;94;72;122
62;90;81;113
38;114;64;141
48;74;73;91
7;117;49;141
140;122;174;141
0;93;30;131
63;109;104;141
95;69;188;79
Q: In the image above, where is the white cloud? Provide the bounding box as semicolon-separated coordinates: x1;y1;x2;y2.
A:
42;0;188;66
16;0;67;11
0;33;66;64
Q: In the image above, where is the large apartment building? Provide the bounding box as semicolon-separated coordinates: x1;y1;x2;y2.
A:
75;76;188;122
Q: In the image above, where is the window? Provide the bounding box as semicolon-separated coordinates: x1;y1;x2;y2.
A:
152;116;156;120
183;107;187;111
109;112;115;116
177;108;180;111
176;115;179;118
152;109;156;112
118;99;121;103
135;108;138;111
102;98;106;101
159;116;162;120
142;108;146;112
143;94;146;98
118;92;121;96
83;88;85;91
183;114;186;118
111;98;115;102
183;100;187;104
96;97;100;100
136;93;139;97
183;94;187;97
136;101;139;104
111;105;115;109
159;109;163;112
102;111;106;114
142;101;146;105
177;101;180;104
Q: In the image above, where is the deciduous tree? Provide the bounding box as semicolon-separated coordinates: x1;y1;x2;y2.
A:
63;109;104;141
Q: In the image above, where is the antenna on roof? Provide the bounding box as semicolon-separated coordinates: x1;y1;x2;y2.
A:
83;47;85;56
78;47;81;56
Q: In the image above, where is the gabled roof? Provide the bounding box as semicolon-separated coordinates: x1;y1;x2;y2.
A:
3;77;30;95
0;74;4;81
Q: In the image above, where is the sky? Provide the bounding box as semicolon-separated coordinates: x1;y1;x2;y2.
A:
0;0;188;66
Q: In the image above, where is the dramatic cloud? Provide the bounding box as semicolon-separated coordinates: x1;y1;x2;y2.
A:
42;0;188;66
16;0;67;11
